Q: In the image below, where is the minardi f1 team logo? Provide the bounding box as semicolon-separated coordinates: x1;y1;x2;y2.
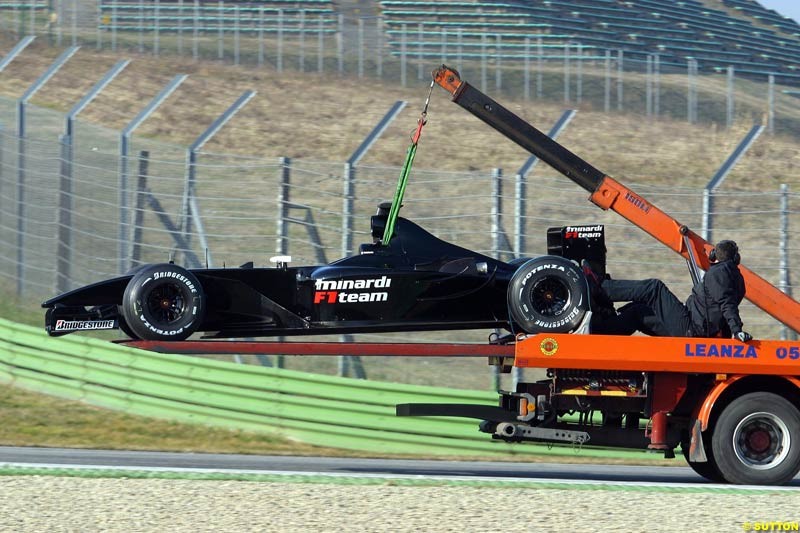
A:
54;319;116;331
540;337;559;356
563;225;603;239
314;276;392;304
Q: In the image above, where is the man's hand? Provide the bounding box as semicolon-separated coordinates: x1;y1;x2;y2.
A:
734;331;753;342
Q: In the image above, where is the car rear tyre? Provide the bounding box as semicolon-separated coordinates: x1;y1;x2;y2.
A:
121;263;205;341
711;392;800;485
507;256;589;334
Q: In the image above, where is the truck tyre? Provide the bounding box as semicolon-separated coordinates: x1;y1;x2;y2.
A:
711;392;800;485
121;264;205;341
681;438;724;483
507;256;589;333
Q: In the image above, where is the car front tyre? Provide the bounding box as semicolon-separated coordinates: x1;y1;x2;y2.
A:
121;264;205;341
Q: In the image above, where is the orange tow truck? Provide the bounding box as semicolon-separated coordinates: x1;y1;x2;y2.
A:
397;66;800;485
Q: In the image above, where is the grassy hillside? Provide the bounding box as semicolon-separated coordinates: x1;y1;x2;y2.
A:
0;37;796;190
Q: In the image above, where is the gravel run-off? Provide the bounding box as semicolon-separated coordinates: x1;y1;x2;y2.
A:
2;476;800;532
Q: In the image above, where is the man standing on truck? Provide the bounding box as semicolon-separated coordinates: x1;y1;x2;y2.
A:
586;240;752;341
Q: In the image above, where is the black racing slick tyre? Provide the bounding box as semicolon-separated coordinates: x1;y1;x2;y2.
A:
711;392;800;485
507;256;589;334
121;263;205;341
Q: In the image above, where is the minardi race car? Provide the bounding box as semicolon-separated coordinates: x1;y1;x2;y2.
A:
42;203;606;341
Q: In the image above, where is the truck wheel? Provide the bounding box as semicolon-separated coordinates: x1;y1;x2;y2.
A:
711;392;800;485
681;439;724;483
507;256;589;333
121;264;205;341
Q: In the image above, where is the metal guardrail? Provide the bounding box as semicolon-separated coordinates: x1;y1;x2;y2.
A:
0;318;651;459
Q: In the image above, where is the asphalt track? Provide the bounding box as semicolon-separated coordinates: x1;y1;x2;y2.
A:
1;446;798;488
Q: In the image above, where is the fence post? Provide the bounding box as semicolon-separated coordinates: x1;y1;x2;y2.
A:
337;13;343;75
131;150;150;267
604;50;611;112
524;37;530;101
276;156;291;255
514;109;576;258
575;43;582;104
727;65;735;128
400;25;407;87
120;74;188;274
441;28;447;66
688;59;697;124
654;54;660;118
417;23;423;80
768;74;775;134
563;42;570;103
154;0;160;56
646;54;652;117
277;9;286;72
217;0;224;61
536;37;543;99
138;0;144;53
342;162;355;257
112;0;118;52
617;49;623;111
16;102;26;296
234;5;240;66
70;0;76;46
317;15;323;73
193;0;199;61
376;15;383;78
56;134;73;293
258;6;265;67
177;0;183;56
701;124;765;242
495;34;502;92
779;184;795;340
16;46;79;294
357;17;363;78
299;9;305;72
456;27;462;75
480;33;487;92
57;1;63;46
491;168;503;258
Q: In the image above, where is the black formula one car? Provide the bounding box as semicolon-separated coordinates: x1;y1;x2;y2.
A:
43;202;606;341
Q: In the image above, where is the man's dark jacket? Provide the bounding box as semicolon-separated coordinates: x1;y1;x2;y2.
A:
686;259;746;337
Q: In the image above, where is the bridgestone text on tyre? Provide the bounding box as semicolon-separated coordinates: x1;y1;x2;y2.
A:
121;264;205;341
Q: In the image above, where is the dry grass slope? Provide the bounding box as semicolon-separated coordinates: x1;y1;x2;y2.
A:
0;36;796;190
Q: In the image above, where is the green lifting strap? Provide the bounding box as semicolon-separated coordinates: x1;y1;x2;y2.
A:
382;80;435;246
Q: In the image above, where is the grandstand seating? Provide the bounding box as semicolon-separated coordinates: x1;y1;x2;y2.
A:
2;0;798;84
97;1;337;34
722;0;800;38
378;0;800;82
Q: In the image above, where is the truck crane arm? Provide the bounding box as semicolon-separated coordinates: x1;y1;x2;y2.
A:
432;65;800;334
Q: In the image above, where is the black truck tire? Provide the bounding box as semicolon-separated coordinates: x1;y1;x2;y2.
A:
711;392;800;485
507;256;589;334
681;438;724;483
121;263;205;341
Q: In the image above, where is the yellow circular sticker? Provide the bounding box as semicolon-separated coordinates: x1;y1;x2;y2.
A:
540;337;558;356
